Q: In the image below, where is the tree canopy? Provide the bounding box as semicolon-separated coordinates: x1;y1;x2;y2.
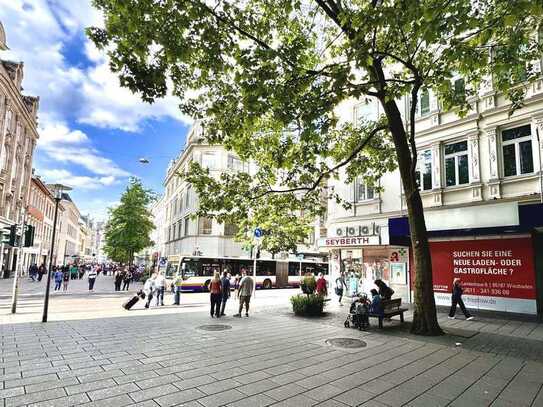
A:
89;0;543;334
103;178;155;264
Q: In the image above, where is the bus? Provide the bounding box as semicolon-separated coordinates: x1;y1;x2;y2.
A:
166;256;328;292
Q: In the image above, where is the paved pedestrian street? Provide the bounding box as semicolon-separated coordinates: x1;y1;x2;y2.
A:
0;277;542;407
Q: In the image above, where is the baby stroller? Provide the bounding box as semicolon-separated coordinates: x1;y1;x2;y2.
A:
344;294;370;330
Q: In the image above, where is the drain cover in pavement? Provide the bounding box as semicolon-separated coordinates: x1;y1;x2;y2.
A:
325;338;367;348
197;324;232;331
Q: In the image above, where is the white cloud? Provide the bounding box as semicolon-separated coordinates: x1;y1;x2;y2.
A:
0;0;192;132
39;169;120;190
37;120;130;178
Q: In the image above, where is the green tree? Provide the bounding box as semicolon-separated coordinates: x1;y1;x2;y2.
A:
104;178;155;264
89;0;542;335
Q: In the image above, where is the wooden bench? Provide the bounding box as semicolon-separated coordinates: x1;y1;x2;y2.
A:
369;298;408;328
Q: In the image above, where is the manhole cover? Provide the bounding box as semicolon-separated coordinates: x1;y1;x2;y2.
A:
325;338;367;348
197;324;232;331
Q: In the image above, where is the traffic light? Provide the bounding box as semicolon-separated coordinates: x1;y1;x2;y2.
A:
24;225;35;247
1;225;16;246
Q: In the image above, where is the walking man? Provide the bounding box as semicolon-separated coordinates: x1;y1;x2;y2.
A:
234;269;254;317
448;278;474;320
144;273;157;308
38;263;46;282
53;267;63;291
220;271;231;316
87;265;98;291
154;271;166;306
122;269;132;291
335;271;347;305
29;263;38;281
172;273;183;305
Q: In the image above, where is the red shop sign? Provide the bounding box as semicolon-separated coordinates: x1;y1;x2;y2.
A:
430;238;536;300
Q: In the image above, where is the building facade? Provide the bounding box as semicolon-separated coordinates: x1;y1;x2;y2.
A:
23;175;63;272
0;21;40;277
162;122;250;264
321;76;543;316
55;193;80;266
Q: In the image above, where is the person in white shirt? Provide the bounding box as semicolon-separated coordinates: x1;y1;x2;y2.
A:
144;273;157;308
87;266;98;291
154;272;166;306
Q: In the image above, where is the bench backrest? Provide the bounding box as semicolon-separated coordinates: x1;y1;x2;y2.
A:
382;298;401;312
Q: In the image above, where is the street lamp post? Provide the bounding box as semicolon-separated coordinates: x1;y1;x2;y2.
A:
42;184;71;323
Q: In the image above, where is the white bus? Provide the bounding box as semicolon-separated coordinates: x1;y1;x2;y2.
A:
165;256;328;292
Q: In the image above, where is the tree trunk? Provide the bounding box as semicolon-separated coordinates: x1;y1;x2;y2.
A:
382;99;443;336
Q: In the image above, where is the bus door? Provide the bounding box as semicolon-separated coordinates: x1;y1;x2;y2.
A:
275;262;288;288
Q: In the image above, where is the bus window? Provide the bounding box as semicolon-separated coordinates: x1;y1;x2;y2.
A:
181;259;198;279
288;262;302;276
165;264;178;278
201;259;221;277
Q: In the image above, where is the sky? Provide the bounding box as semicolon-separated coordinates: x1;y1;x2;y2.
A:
0;0;191;220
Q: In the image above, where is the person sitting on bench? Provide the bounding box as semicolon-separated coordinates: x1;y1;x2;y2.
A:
370;289;383;317
374;279;394;300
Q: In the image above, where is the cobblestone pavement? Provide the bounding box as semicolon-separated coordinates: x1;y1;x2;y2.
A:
0;307;542;406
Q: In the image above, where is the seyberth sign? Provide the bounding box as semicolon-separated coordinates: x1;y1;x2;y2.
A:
319;235;381;247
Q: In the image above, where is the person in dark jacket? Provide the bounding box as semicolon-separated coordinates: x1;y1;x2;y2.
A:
220;271;231;316
374;279;394;300
122;270;132;291
449;278;474;320
369;288;384;317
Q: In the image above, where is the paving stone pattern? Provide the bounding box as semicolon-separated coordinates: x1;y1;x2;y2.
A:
0;311;542;407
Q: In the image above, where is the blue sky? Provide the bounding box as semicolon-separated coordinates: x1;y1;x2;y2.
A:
0;0;191;220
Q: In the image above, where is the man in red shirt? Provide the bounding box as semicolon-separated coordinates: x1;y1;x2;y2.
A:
316;273;328;296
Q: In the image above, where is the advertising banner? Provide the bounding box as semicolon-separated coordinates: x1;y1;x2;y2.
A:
429;238;536;314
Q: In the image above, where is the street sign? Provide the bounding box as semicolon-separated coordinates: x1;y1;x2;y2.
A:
159;257;167;267
254;228;263;238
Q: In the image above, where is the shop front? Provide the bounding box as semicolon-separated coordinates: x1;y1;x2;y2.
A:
319;219;411;304
389;202;543;316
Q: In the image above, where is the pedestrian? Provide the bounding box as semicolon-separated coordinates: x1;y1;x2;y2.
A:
335;271;347;305
38;263;46;282
369;288;383;317
54;267;63;291
374;279;394;300
122;269;132;291
144;273;157;308
62;267;70;291
348;271;358;297
220;271;231;316
448;278;474;320
316;272;328;297
87;265;98;291
154;272;166;306
209;271;222;318
172;272;183;305
29;263;38;281
70;264;78;280
114;269;123;291
234;268;254;317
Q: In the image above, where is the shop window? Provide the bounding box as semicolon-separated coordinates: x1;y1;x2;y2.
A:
444;140;469;187
501;125;534;177
199;217;212;235
354;178;375;202
415;149;433;191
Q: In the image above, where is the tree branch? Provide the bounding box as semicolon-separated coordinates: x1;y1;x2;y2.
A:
252;124;388;199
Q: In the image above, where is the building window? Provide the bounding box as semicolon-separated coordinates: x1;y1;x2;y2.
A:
201;152;217;170
415;149;433;191
177;221;182;239
198;217;212;235
501;125;534;177
354;178;375;202
172;223;177;240
444;141;469;187
420;90;430;115
227;155;248;172
353;98;380;125
453;78;465;100
185;187;191;209
224;223;238;236
184;217;190;236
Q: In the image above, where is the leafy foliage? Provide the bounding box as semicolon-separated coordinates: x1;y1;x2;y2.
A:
290;293;326;316
89;0;543;334
103;178;155;264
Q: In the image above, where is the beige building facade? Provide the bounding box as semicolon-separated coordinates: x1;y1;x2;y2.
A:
0;21;40;277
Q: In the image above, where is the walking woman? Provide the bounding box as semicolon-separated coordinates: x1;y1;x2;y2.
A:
62;267;70;291
335;271;347;305
209;271;222;318
87;265;97;291
449;278;474;320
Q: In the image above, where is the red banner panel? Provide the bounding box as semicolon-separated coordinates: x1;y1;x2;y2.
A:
430;238;536;300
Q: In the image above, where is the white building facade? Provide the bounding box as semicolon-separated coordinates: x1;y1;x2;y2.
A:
321;77;543;316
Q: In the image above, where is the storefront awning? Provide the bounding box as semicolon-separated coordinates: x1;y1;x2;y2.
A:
389;202;543;245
